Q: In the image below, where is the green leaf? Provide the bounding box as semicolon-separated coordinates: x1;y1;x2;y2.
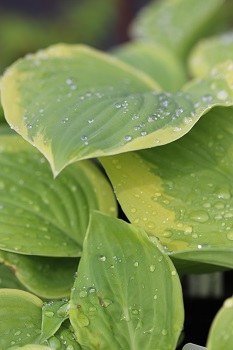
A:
17;346;53;350
101;106;233;270
130;0;225;59
0;134;116;256
0;289;43;349
45;320;81;350
69;211;184;350
0;44;160;175
0;251;79;299
1;46;233;174
39;300;69;344
112;41;187;91
0;264;27;290
189;31;233;78
207;297;233;350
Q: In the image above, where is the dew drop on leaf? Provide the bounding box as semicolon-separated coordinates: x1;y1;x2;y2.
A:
149;265;156;272
226;231;233;240
79;291;87;298
45;311;54;318
132;309;139;315
98;255;107;262
124;135;132;142
189;210;209;223
14;330;21;336
216;90;228;100
66;346;74;350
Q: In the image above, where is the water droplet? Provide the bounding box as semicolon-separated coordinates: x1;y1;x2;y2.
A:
153;294;158;300
226;231;233;240
171;270;177;276
216;90;228;100
14;330;21;336
132;309;139;315
115;102;121;109
158;256;163;262
163;230;172;238
214;188;231;199
45;311;54;318
149;264;156;272
124;135;132;142
189;210;209;223
184;226;193;235
102;299;112;308
79;291;87;298
130;208;137;213
173;126;182;132
57;303;69;317
88;119;94;124
98;255;107;262
133;261;139;267
89;306;97;312
66;78;73;85
66;346;74;350
162;329;168;336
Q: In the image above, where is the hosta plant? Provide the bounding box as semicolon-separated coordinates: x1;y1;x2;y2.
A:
0;0;233;349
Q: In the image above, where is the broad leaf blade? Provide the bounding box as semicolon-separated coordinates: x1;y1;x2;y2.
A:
0;263;27;290
45;320;81;350
69;211;183;350
0;289;42;349
0;134;116;256
40;300;69;343
130;0;225;59
189;31;233;78
19;346;53;350
101;107;233;270
0;44;160;175
112;41;187;91
2;46;233;175
207;297;233;350
0;251;79;299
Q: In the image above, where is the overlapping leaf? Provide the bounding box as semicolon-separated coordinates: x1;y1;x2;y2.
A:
0;289;43;349
0;134;116;256
0;250;79;299
189;31;233;78
44;320;81;350
112;41;187;91
0;44;160;175
18;346;53;350
1;46;233;175
207;297;233;350
0;263;27;290
130;0;225;58
101;107;233;270
69;211;183;350
40;300;69;343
